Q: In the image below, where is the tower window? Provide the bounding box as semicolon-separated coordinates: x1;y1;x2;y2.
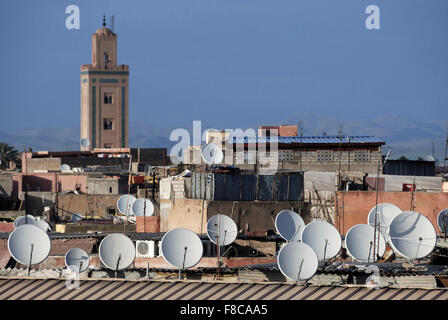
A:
104;119;114;130
104;94;113;104
104;143;113;149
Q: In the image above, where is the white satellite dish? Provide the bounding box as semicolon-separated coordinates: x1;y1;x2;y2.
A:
59;164;71;171
80;138;90;148
161;228;203;270
13;215;37;229
275;210;305;242
367;203;402;241
388;211;436;260
117;195;137;216
201;143;224;165
131;198;154;217
277;241;318;281
35;219;51;232
65;248;90;273
437;208;448;234
99;234;136;271
300;221;341;263
345;224;386;263
206;214;238;246
8;224;51;269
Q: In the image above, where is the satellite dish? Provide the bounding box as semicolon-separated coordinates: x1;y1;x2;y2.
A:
367;203;402;241
201;143;224;165
70;213;84;222
277;242;318;281
437;208;448;234
206;214;238;246
388;211;436;259
275;210;305;242
161;228;203;269
35;219;51;232
301;221;341;262
99;233;136;271
13;215;37;229
117;195;137;216
80;138;90;148
59;164;71;171
345;224;386;262
131;198;154;217
65;248;90;273
8;224;51;267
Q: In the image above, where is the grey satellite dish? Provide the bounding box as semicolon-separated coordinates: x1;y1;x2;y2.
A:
345;224;386;262
65;248;90;273
99;233;136;271
13;215;37;229
367;203;402;241
277;241;318;281
117;195;137;216
300;221;341;263
206;214;238;246
437;208;448;234
35;219;51;232
388;211;436;260
201;143;224;165
80;138;90;148
8;224;51;270
131;198;154;217
275;210;305;242
161;228;203;270
59;164;71;171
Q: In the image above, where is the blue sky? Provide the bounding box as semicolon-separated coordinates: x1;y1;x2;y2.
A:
0;0;447;133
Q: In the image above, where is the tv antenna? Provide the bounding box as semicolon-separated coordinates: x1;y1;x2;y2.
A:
65;248;90;273
132;198;154;217
274;210;305;242
277;241;318;282
99;233;136;277
345;224;386;263
201;143;224;165
8;225;51;275
301;221;341;265
388;211;436;261
160;228;203;280
367;203;401;242
206;214;238;279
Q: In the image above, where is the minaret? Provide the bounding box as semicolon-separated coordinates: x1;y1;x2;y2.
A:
80;16;129;150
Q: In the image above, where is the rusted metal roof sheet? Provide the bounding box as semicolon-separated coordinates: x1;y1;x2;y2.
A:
0;278;446;300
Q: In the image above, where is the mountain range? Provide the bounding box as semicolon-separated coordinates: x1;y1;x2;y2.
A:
0;114;446;163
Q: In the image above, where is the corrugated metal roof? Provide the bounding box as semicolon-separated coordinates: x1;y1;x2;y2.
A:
0;277;445;300
232;135;385;145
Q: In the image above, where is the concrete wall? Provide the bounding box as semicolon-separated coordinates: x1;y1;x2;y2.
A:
0;174;13;199
163;198;308;234
87;177;119;194
57;193;124;218
334;191;448;235
26;158;61;172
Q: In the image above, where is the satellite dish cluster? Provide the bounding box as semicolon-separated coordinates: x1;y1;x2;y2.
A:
117;194;154;217
5;205;445;280
275;204;443;282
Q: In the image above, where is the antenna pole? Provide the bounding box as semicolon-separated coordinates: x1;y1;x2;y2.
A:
323;239;328;262
115;254;121;278
297;259;304;282
28;243;34;276
181;246;188;280
410;176;416;211
124;155;133;232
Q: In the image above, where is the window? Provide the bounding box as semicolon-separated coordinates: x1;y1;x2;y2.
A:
104;119;113;130
104;93;113;104
354;151;370;162
317;151;333;162
104;143;113;148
